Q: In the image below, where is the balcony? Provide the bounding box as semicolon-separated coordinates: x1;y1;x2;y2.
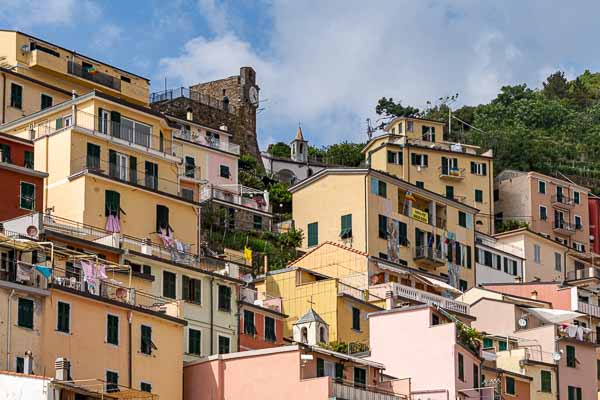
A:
552;194;574;208
413;245;446;268
180;164;203;182
331;382;406;400
28;48;66;72
240;287;283;313
173;129;241;155
200;184;270;213
566;267;600;281
150;87;238;115
577;301;600;318
438;166;465;180
372;282;470;315
33;110;182;159
553;221;576;235
557;324;597;344
338;282;384;302
68;60;121;91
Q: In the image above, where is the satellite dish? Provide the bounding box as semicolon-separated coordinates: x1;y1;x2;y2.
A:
26;225;39;238
552;352;562;361
518;318;527;328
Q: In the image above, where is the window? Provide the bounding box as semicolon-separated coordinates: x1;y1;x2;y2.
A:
493;189;499;201
483;338;493;349
353;367;366;389
505;376;515;395
534;244;541;264
16;357;24;373
20;182;35;210
86;143;101;170
458;211;467;228
140;382;152;393
422;125;436;141
184;156;196;178
432;314;440;326
378;215;388;238
341;214;352;239
106;371;119;393
218;335;230;354
415;181;424;189
156;205;169;232
162;271;176;299
18;298;34;329
10;83;22;109
538;180;546;194
265;316;276;342
575;215;582;230
253;215;263;230
57;301;70;333
540;206;547;220
181;188;194;201
566;345;576;368
472;365;479;392
555;252;562;272
141;325;152;355
568;386;582;400
458;353;464;381
407;121;414;132
243;310;256;335
107;314;119;345
352;307;360;331
0;143;11;163
218;285;231;312
541;370;552;393
144;161;158;190
182;276;201;304
410;153;428;167
316;358;325;377
41;94;53;109
307;222;318;247
220;165;231;178
470;161;487;176
105;190;120;217
387;150;402;164
188;328;201;355
121;75;132;83
459;279;468;292
446;185;454;199
574;191;580;204
498;340;508;351
370;178;387;197
475;189;483;203
120;117;151;147
24;150;34;169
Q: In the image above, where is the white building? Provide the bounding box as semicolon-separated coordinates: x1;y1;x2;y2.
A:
475;232;524;285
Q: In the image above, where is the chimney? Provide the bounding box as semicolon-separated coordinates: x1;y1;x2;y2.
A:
530;290;538;300
24;351;33;374
385;290;394;310
55;357;71;381
220;124;228;132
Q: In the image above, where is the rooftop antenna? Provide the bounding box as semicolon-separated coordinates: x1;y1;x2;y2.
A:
366;118;374;140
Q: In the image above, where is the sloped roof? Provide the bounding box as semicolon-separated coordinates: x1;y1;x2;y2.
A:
295;125;305;141
295;308;327;326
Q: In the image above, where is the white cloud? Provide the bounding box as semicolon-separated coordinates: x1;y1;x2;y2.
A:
92;24;123;51
158;1;600;148
0;0;100;28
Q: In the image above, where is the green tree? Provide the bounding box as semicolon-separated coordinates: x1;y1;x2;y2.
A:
542;71;569;100
269;183;292;212
375;97;420;117
268;142;291;158
325;142;365;167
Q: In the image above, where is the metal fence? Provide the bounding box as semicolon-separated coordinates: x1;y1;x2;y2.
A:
149;87;238;114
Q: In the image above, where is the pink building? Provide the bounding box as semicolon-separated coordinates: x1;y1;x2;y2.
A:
495;170;590;252
368;305;487;399
183;344;410;400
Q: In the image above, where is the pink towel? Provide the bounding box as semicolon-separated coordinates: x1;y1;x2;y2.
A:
105;215;121;233
96;263;108;280
81;260;97;288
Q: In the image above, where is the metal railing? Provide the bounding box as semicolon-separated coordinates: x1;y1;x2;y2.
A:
577;301;600;318
173;129;240;155
200;184;270;212
553;221;576;233
552;194;574;207
32;109;182;157
438;166;465;179
382;282;470;314
413;245;446;263
149;87;238;114
180;164;202;180
68;61;121;91
556;324;597;344
338;282;384;302
0;258;49;291
331;382;406;400
566;267;600;281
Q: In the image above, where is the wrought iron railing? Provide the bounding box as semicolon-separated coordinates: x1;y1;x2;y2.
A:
67;61;121;91
149;87;238;114
173;129;240;155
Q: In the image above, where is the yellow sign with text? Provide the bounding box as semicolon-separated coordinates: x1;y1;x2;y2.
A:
411;208;429;224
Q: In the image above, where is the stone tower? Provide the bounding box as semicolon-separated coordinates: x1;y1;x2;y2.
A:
290;124;308;163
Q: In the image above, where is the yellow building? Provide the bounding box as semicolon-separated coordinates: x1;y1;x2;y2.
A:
0;231;186;400
290;168;478;290
363;116;494;235
0;30;150;106
255;266;381;346
1;91;203;253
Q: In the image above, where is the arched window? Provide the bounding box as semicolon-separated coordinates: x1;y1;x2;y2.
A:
301;327;308;344
319;326;326;343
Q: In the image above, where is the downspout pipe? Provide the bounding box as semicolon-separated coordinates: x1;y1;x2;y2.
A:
210;277;215;354
128;311;133;387
1;72;6;124
6;289;15;370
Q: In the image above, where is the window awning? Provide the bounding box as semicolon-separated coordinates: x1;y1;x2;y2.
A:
414;273;462;295
526;308;584;324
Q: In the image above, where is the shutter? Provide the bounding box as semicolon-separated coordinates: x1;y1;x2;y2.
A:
335;363;344;380
482;163;487;176
466;246;472;268
110;111;121;122
110;111;121;138
423;155;428;166
398;221;407;244
193;279;201;303
129;155;137;184
398;151;403;165
98;108;103;131
182;275;190;301
470;161;476;174
316;358;325;377
411;153;416;165
156;205;169;232
109;150;117;178
56;117;63;129
455;243;461;265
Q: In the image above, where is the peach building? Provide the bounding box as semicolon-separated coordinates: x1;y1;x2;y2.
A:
239;287;287;351
495;170;590;252
368;305;486;399
183;344;411;400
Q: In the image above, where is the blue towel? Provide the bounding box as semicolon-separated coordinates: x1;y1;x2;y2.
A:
35;265;52;279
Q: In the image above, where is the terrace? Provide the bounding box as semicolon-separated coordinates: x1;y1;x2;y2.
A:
173;129;240;155
200;184;270;213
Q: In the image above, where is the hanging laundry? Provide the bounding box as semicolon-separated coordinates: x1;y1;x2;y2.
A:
159;228;175;248
566;324;578;338
81;260;98;290
105;214;121;233
35;265;52;279
576;326;584;341
96;263;108;280
16;262;33;281
175;240;184;253
244;246;253;263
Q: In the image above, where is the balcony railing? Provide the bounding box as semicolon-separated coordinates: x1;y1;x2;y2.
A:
200;184;270;212
68;61;121;91
438;166;465;179
400;208;446;230
413;245;446;265
338;282;384;302
379;282;470;314
577;301;600;318
553;221;576;235
557;324;597;344
149;87;238;114
566;267;600;281
552;194;574;207
180;164;202;181
173;130;241;155
331;382;406;400
32;110;181;158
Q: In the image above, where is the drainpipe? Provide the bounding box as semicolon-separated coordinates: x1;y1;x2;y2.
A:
1;72;6;124
364;174;369;253
128;310;133;387
236;290;241;352
6;289;15;370
210;277;215;354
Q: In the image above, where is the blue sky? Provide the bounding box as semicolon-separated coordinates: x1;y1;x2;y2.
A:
2;1;600;150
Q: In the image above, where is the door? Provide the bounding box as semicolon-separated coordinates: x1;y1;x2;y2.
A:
353;368;366;389
441;156;449;175
555;210;564;228
116;153;128;181
100;109;110;134
557;186;564;202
